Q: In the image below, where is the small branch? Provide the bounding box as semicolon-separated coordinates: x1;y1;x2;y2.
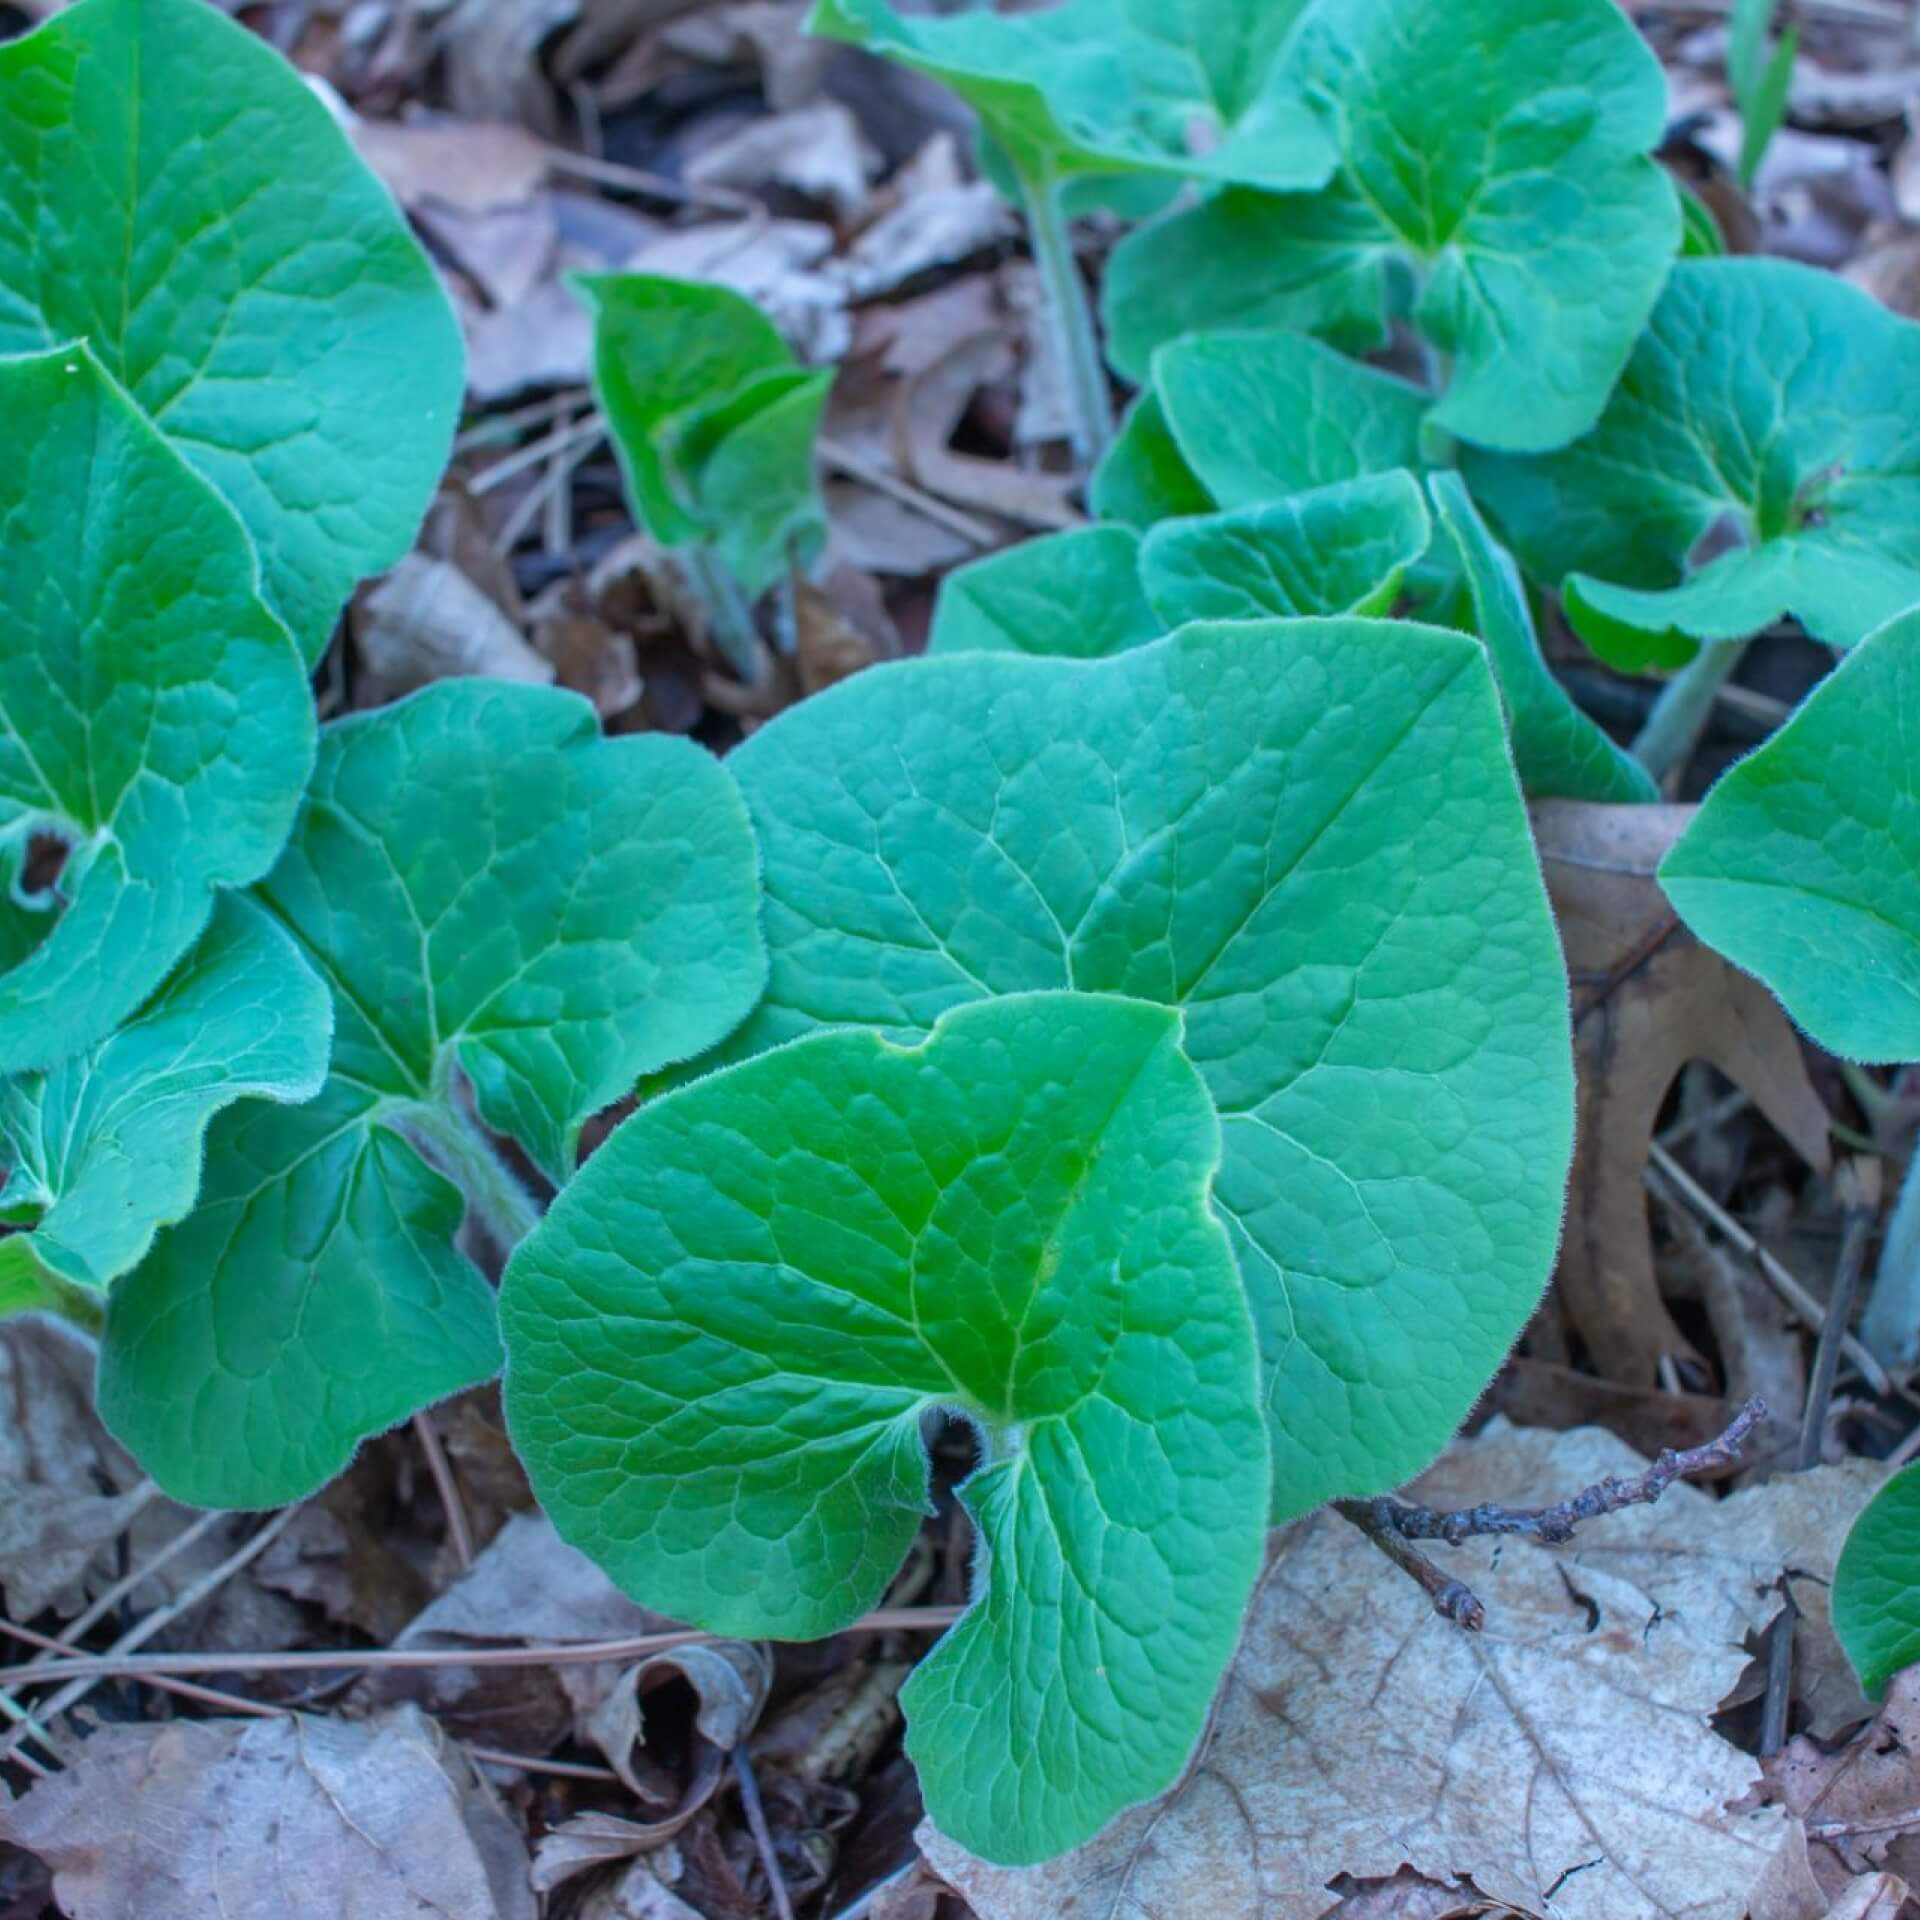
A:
1632;638;1751;785
1798;1160;1881;1470
1333;1500;1486;1630
412;1410;476;1571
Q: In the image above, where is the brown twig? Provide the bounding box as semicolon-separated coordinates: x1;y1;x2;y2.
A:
411;1410;476;1571
1333;1501;1487;1630
734;1745;796;1920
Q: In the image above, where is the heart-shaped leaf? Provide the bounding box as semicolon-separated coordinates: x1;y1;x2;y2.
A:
695;621;1573;1521
1101;0;1677;449
1428;472;1657;805
0;0;465;662
502;990;1268;1865
97;681;767;1507
1834;1464;1920;1697
0;345;315;1074
928;526;1160;660
1140;471;1430;625
0;896;329;1302
1090;393;1212;530
806;0;1331;195
582;275;828;595
1661;609;1920;1062
1464;260;1920;665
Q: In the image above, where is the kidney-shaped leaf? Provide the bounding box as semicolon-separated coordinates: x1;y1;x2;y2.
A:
1465;260;1920;666
1140;471;1430;626
928;526;1159;660
1834;1464;1920;1697
1661;609;1920;1063
703;621;1574;1521
502;990;1268;1865
0;895;329;1300
807;0;1330;195
0;345;315;1074
1428;472;1657;805
0;0;465;662
97;680;767;1507
1102;0;1677;449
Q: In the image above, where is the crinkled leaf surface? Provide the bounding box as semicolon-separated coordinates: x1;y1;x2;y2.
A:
1140;471;1429;626
928;526;1158;660
1661;609;1920;1062
1834;1463;1920;1696
1428;472;1656;805
704;621;1574;1519
1465;260;1920;664
806;0;1331;193
97;681;767;1507
1089;392;1212;530
502;991;1268;1866
0;0;464;662
1102;0;1677;448
0;896;329;1295
0;345;315;1073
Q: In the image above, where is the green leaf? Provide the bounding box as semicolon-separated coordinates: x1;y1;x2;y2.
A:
1463;260;1920;662
1103;184;1394;383
700;621;1574;1521
1677;181;1728;258
0;345;316;1074
502;990;1268;1865
678;367;835;599
1100;0;1678;448
1428;472;1657;804
1740;27;1799;189
928;527;1159;660
1139;471;1430;625
1660;610;1920;1062
1154;329;1428;510
1834;1464;1920;1697
0;896;330;1295
806;0;1332;194
1089;391;1212;529
97;680;768;1507
0;0;465;663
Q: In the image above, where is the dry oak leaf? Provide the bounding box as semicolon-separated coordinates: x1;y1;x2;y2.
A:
925;1421;1885;1920
0;1705;535;1920
1535;802;1832;1386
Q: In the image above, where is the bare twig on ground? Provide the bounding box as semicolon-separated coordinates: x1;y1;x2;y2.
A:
1337;1401;1766;1628
735;1745;796;1920
412;1410;476;1570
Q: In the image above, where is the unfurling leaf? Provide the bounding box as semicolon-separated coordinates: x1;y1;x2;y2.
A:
1663;609;1920;1062
0;346;315;1073
692;621;1575;1523
97;681;767;1508
1102;0;1678;449
1465;260;1920;664
0;897;330;1297
502;992;1269;1865
1833;1463;1920;1697
0;0;465;661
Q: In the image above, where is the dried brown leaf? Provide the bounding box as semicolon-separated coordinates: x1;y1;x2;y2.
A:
1535;802;1832;1385
687;103;878;218
355;553;555;701
926;1422;1881;1920
0;1707;536;1920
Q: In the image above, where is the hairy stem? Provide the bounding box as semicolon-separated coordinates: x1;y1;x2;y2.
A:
685;540;767;686
402;1098;543;1254
1017;166;1113;468
1632;638;1750;783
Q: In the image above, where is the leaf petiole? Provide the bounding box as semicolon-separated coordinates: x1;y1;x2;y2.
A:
1014;165;1114;467
400;1096;544;1255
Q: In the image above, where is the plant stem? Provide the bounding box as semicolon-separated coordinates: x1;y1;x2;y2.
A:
1862;1134;1920;1378
684;540;767;687
402;1099;543;1254
1631;638;1750;783
1017;166;1113;468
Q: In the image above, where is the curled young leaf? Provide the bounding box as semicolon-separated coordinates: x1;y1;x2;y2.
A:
1833;1463;1920;1697
1103;0;1678;449
0;345;316;1073
694;621;1574;1523
98;681;767;1508
0;0;465;661
1465;260;1920;664
0;896;330;1297
1661;609;1920;1063
502;991;1268;1866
